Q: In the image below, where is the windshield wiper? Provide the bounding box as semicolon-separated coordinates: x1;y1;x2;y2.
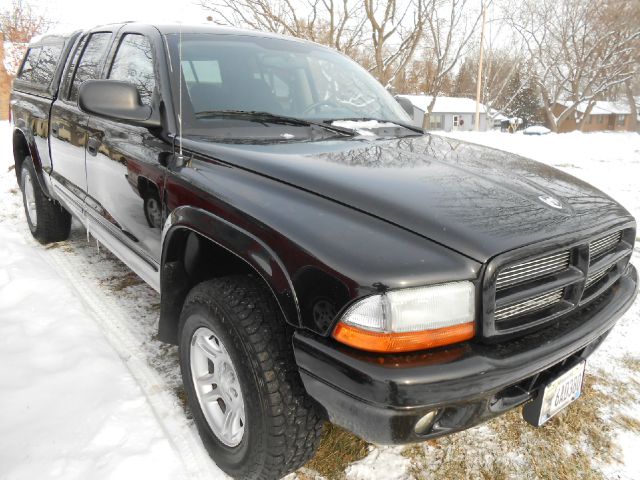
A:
326;117;424;134
194;110;356;137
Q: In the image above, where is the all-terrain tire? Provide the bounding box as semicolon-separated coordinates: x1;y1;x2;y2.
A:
20;156;71;244
178;275;324;480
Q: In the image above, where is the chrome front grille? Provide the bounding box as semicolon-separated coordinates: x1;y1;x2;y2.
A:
589;231;622;260
486;227;633;337
496;251;570;291
495;288;564;321
585;265;612;289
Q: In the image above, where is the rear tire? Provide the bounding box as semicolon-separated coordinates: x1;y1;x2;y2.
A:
20;156;71;244
178;275;324;480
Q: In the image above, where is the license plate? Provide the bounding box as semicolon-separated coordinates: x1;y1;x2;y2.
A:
523;361;585;427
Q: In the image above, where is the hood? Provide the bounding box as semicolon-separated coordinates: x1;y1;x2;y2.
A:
183;134;632;262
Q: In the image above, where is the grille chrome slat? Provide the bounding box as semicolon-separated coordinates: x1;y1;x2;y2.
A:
497;261;570;282
495;289;564;321
591;239;619;258
585;265;612;289
498;256;572;276
496;251;570;290
589;232;622;260
501;251;569;270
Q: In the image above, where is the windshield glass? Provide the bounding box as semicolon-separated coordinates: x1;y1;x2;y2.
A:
165;33;411;137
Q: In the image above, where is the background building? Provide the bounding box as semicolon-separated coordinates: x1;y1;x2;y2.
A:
397;95;489;131
550;101;640;133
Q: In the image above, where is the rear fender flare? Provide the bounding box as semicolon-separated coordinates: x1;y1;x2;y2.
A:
12;126;52;198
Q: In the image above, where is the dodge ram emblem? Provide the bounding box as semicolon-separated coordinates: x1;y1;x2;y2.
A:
539;194;563;209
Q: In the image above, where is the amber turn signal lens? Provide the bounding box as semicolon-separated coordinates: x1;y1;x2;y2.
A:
332;322;475;353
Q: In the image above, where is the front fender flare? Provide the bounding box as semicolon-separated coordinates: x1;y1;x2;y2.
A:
161;205;301;327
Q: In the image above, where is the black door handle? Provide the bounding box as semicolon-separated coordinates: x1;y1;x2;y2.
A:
87;137;101;156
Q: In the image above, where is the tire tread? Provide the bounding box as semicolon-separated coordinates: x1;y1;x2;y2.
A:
182;275;324;480
21;156;71;244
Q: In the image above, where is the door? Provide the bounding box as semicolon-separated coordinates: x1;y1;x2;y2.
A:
84;29;172;270
49;31;113;205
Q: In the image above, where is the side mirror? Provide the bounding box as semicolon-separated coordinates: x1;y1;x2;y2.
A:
78;79;161;128
395;96;414;116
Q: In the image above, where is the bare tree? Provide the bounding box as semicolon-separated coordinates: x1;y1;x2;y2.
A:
1;0;51;74
362;0;427;86
624;79;638;132
454;47;528;121
0;0;51;119
508;0;640;132
197;0;428;86
475;12;531;121
198;0;367;56
420;0;483;127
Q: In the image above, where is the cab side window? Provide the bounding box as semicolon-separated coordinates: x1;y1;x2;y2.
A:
108;34;156;106
68;32;112;102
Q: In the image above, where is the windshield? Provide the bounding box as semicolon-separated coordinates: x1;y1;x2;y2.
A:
165;33;411;137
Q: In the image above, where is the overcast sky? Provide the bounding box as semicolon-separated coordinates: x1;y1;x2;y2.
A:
8;0;210;32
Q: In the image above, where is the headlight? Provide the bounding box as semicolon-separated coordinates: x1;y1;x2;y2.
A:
332;281;475;353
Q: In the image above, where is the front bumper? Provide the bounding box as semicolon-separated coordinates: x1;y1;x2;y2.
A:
293;264;638;444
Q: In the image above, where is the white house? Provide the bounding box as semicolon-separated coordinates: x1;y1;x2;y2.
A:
397;95;490;131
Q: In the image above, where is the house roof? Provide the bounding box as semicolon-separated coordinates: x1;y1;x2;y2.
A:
558;100;633;115
398;95;487;114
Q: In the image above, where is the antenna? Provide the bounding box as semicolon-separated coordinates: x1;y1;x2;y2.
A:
178;24;183;157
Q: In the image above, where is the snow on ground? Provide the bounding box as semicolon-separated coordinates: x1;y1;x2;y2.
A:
0;120;639;480
0;226;184;480
0;121;224;480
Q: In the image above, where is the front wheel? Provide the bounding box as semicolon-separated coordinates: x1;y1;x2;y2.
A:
20;156;71;244
178;275;324;480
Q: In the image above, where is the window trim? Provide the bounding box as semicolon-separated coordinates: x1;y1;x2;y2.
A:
107;33;155;78
107;33;158;106
64;31;113;103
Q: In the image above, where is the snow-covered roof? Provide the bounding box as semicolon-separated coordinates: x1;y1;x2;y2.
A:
558;100;633;115
488;108;509;121
398;95;487;114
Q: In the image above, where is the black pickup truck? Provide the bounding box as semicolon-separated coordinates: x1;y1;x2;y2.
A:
10;22;638;480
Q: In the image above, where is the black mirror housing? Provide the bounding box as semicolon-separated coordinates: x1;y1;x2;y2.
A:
78;80;161;128
395;96;414;117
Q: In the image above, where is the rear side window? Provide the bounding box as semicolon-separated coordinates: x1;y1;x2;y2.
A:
68;32;112;102
18;47;40;82
17;44;64;88
108;34;156;105
30;45;63;86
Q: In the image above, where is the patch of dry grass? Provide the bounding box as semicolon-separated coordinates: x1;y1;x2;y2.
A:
101;271;144;292
621;355;640;374
613;414;640;433
304;424;370;479
405;370;640;480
